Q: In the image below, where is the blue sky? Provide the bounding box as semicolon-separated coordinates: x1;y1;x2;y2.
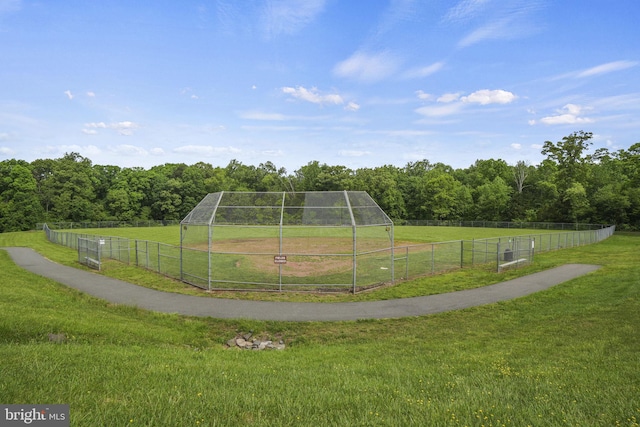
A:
1;0;639;171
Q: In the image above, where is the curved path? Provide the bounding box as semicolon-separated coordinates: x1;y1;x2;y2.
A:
3;247;600;322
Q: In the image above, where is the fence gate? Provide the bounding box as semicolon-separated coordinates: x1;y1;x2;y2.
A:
497;236;534;271
78;237;101;270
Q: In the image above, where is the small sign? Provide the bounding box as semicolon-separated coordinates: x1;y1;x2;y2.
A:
99;239;105;245
274;255;287;264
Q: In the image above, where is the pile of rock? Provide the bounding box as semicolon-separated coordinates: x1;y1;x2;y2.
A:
226;332;285;351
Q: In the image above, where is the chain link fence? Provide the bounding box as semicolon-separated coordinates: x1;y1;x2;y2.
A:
43;223;616;292
44;224;131;265
77;237;101;270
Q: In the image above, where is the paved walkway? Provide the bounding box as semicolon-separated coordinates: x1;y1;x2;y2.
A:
3;247;600;321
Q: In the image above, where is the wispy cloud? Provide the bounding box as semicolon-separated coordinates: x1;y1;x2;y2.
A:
444;0;544;48
83;121;140;136
0;146;15;155
261;0;326;38
576;60;638;78
416;90;432;101
64;90;74;100
239;111;288;121
529;104;594;125
415;103;464;118
281;86;344;105
443;0;490;23
344;101;360;112
333;51;401;83
373;0;420;37
402;61;445;79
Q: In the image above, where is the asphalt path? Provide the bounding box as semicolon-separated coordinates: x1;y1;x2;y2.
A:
3;247;600;321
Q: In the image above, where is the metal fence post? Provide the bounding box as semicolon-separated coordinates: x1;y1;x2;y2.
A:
431;244;435;275
471;238;475;266
405;246;409;280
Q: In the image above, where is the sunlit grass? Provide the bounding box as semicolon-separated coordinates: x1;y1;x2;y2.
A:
0;233;639;425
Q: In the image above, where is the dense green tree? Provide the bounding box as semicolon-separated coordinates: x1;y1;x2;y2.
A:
149;172;183;220
456;158;511;189
30;158;57;220
0;160;44;231
353;166;406;220
0;130;637;232
474;177;513;221
294;161;353;192
563;182;590;223
542;131;593;189
48;153;101;222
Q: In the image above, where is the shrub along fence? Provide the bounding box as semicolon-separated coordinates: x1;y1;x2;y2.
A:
42;223;616;292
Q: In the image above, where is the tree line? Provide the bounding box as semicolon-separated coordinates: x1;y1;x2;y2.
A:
1;131;639;232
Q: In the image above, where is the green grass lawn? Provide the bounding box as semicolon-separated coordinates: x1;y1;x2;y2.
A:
0;229;639;425
71;224;562;245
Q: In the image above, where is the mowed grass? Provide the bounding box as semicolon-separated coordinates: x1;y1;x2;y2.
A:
0;230;639;425
73;224;561;246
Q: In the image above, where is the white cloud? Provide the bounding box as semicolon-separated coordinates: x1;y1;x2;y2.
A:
344;101;360;112
180;87;200;99
416;90;432;101
333;51;400;83
64;90;74;100
461;89;517;105
416;89;517;118
150;148;165;156
437;93;461;103
511;143;522;150
261;0;326;38
576;60;638;78
86;91;96;97
82;121;140;135
415;103;463;117
282;86;344;105
111;121;140;136
0;146;15;155
532;104;594;125
85;122;108;129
